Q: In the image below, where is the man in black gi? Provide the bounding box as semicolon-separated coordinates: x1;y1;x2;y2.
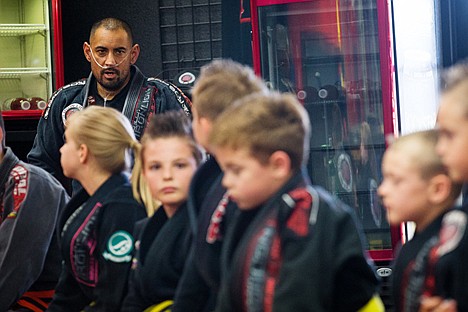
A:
28;17;191;193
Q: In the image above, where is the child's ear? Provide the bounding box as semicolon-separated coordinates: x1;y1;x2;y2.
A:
199;116;212;132
269;151;292;179
79;144;89;164
428;174;453;205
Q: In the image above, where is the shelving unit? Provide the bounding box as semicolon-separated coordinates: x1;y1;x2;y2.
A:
0;0;52;115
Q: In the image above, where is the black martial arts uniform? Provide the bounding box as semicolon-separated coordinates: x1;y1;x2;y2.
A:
215;170;379;312
122;203;191;311
392;208;468;312
48;173;146;311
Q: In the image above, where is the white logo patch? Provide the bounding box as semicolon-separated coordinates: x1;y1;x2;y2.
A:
102;231;134;263
61;103;83;125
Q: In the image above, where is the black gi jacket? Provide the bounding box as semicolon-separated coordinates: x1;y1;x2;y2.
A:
28;65;191;192
215;171;379;312
47;173;146;312
392;208;468;312
172;158;237;312
0;147;69;311
122;203;191;311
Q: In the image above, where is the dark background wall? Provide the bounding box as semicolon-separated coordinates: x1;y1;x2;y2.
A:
61;1;162;84
440;0;468;67
60;0;224;86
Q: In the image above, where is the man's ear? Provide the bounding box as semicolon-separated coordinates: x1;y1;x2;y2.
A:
83;42;92;63
269;150;292;179
130;44;140;65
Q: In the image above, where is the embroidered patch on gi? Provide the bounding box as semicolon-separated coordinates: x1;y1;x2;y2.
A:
436;210;467;257
61;103;83;125
44;79;86;119
102;231;134;263
7;165;29;219
206;192;229;244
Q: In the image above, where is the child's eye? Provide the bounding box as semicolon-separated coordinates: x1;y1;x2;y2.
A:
175;162;188;169
149;164;161;170
229;167;242;175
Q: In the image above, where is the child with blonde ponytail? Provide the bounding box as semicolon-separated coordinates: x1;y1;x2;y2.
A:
48;106;146;311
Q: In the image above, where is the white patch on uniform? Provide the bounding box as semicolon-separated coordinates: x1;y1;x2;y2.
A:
436;210;467;257
61;103;83;125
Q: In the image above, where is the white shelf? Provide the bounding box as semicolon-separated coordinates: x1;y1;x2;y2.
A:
0;24;46;37
0;67;49;79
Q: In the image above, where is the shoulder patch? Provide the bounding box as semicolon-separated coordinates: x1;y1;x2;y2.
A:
436;210;467;257
43;79;86;119
62;103;83;125
8;165;29;218
102;230;134;263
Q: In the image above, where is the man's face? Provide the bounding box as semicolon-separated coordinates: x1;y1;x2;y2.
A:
437;89;468;183
84;27;139;93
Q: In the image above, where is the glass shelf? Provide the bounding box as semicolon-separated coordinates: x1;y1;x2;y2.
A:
0;24;46;37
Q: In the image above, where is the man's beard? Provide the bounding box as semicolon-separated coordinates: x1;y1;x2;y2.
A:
98;68;126;91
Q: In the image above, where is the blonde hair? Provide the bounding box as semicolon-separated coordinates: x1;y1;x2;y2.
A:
191;59;269;120
67;106;138;174
209;92;311;171
389;129;462;201
132;110;203;216
441;60;468;118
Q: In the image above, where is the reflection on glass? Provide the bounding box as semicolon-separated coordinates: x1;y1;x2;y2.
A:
258;0;391;250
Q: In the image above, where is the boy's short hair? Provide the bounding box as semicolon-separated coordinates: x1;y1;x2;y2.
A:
191;59;268;121
441;60;468;117
209;92;311;171
389;129;462;201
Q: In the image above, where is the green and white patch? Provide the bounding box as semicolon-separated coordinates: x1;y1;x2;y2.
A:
102;231;134;263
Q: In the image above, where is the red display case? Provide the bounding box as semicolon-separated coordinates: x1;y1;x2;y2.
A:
249;0;401;305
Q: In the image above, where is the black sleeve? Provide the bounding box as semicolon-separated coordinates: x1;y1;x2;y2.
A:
47;264;90;312
151;79;192;116
27;91;72;192
332;210;379;312
121;222;148;311
172;246;212;312
0;170;69;310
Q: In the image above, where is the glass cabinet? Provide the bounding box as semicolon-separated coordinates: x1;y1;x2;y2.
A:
0;0;53;114
250;0;398;260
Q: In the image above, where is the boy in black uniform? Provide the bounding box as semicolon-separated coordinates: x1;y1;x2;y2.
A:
422;60;468;312
208;92;383;311
171;59;268;312
378;130;463;312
